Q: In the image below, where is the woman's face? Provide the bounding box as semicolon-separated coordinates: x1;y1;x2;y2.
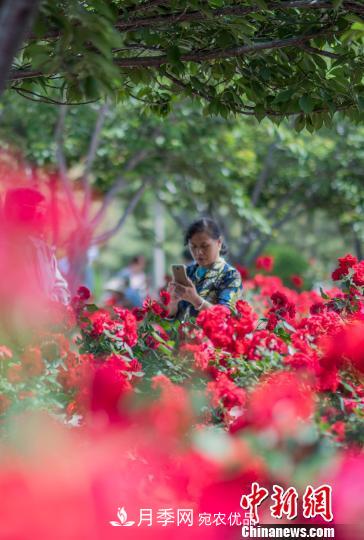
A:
188;231;222;267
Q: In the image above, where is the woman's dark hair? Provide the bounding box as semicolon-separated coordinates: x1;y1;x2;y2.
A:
184;218;228;255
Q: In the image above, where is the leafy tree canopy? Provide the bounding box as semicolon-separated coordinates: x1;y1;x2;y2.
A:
1;93;363;263
7;0;364;127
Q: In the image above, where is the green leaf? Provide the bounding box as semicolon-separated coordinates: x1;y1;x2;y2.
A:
275;327;291;343
166;46;181;64
83;76;100;99
208;0;224;6
254;104;266;122
91;0;116;21
91;34;113;58
312;112;324;130
84;304;99;313
320;287;330;300
294;114;305;133
273;89;294;104
357;96;364;111
281;319;296;333
299;95;315;114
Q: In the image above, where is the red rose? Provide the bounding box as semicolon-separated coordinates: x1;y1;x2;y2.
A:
236;300;252;316
129;358;142;373
90;360;132;422
287;303;296;318
255;255;274;272
236;265;249;280
310;302;325;315
332;267;348;281
159;289;171;306
207;373;246;409
145;335;159;349
331;420;345;442
320;321;364;374
352;261;364;287
132;307;146;321
271;291;288;307
151;301;163;316
331;253;359;282
266;312;278;331
290;275;304;288
338;253;358;269
248;371;314;434
77;286;91;301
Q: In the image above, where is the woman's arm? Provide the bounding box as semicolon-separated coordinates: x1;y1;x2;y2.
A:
216;269;243;309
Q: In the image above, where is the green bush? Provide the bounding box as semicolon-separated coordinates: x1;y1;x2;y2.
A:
265;244;310;288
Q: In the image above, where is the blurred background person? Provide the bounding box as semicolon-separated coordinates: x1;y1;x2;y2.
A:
103;255;148;308
0;187;70;309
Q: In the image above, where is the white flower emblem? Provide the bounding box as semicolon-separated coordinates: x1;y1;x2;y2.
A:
110;506;135;527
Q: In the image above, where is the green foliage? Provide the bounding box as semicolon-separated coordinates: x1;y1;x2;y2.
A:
7;0;364;125
266;244;309;287
0;90;363;268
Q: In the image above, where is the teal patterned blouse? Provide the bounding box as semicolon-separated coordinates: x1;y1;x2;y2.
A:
176;257;243;320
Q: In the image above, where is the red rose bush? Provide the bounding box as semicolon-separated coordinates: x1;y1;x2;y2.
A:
0;255;363;539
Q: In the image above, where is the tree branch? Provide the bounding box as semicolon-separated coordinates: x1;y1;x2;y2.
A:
156;195;190;230
13;27;335;81
266;180;309;221
13;86;100;106
20;1;364;54
125;0;171;15
164;71;255;115
300;44;340;59
252;142;278;206
114;30;331;68
116;2;340;32
90;145;154;229
54;105;82;225
94;179;151;244
244;206;307;266
81;102;109;218
239;178;322;264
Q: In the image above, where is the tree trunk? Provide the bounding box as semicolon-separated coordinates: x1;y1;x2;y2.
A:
0;0;41;97
353;229;363;261
153;197;165;293
65;231;91;294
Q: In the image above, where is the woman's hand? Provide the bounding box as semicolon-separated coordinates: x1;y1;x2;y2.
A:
166;281;182;316
172;278;202;309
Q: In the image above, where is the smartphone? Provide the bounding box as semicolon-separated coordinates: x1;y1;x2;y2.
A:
171;264;190;287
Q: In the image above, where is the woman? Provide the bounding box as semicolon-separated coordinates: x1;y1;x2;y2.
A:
167;218;243;320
